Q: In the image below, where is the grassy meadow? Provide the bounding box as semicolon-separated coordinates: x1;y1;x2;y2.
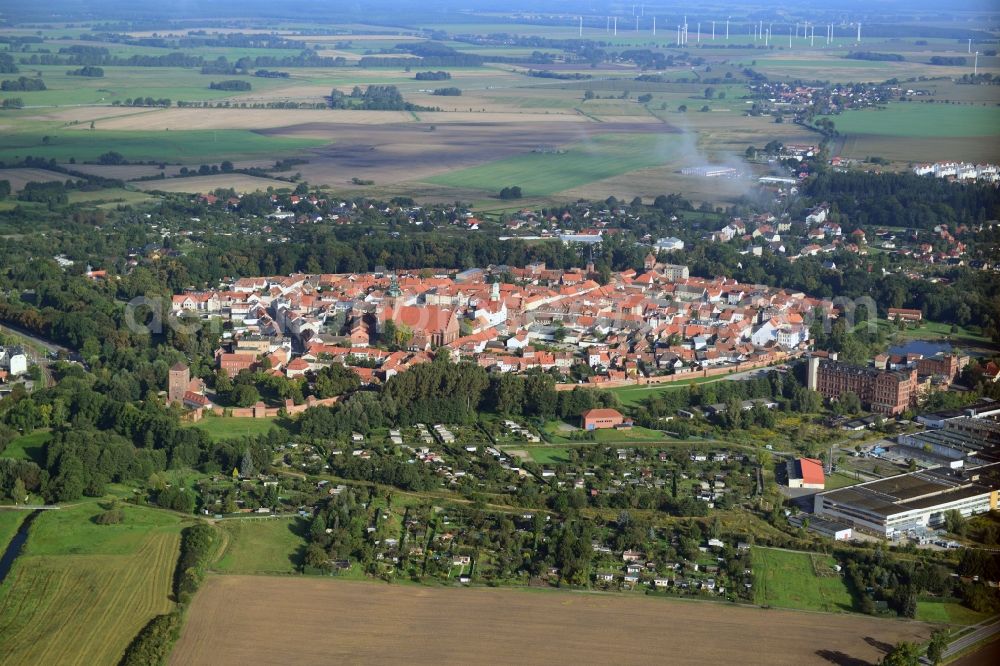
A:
427;133;683;197
2;430;51;465
915;600;993;626
0;510;27;549
826;103;1000;139
525;446;572;464
751;547;854;614
183;415;283;442
0;127;318;164
213;517;308;575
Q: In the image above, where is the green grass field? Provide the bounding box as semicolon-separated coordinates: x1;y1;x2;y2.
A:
756;58;897;70
751;547;854;613
526;447;572;464
824;103;1000;139
915;600;993;626
2;430;51;465
0;128;318;164
0;510;27;550
66;188;158;206
824;472;864;490
609;375;734;406
889;320;993;346
0;502;183;666
183;415;283;442
213;517;307;574
426;133;683;196
0;65;296;107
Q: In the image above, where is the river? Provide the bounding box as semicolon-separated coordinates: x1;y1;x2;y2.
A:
0;510;40;584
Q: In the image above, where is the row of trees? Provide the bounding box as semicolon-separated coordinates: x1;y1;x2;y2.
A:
1;76;45;91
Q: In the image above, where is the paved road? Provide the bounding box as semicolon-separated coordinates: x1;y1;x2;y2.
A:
0;322;71;356
936;617;1000;663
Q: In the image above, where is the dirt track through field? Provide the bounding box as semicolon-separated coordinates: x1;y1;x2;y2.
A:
171;575;930;665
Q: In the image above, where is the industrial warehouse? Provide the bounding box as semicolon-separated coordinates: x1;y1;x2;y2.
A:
813;463;1000;538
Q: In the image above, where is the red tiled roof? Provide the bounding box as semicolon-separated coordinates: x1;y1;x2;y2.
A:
799;458;825;486
581;408;624;420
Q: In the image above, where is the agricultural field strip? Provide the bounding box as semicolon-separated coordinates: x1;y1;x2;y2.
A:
0;531;178;665
170;575;931;666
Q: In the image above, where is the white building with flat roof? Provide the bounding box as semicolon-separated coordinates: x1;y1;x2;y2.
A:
813;463;1000;538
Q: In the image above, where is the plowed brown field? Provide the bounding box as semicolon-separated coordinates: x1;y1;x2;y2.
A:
170;576;930;665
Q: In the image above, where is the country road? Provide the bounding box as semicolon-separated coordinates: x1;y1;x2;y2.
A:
0;322;72;356
944;618;1000;659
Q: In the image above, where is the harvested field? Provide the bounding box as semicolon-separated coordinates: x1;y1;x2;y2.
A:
279;120;673;188
0;168;68;190
31;106;164;124
66;159;276;181
0;503;182;666
171;576;931;666
426;133;685;197
76;108;416;131
136;174;293;194
838;135;1000;164
65;163;184;179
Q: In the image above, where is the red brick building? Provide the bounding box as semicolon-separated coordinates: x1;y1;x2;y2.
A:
581;408;629;430
168;362;189;404
382;305;460;349
218;352;257;378
916;353;965;381
809;359;917;416
887;308;922;323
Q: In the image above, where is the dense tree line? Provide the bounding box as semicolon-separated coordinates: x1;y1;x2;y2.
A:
119;613;182;666
328;85;430;111
837;546;977;618
414;70;450;80
636;369;820;434
804;171;999;231
66;66;104;77
0;53;17;73
1;76;46;91
930;56;967;66
174;523;216;602
296;359;617;449
208;79;251;91
846;52;904;62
